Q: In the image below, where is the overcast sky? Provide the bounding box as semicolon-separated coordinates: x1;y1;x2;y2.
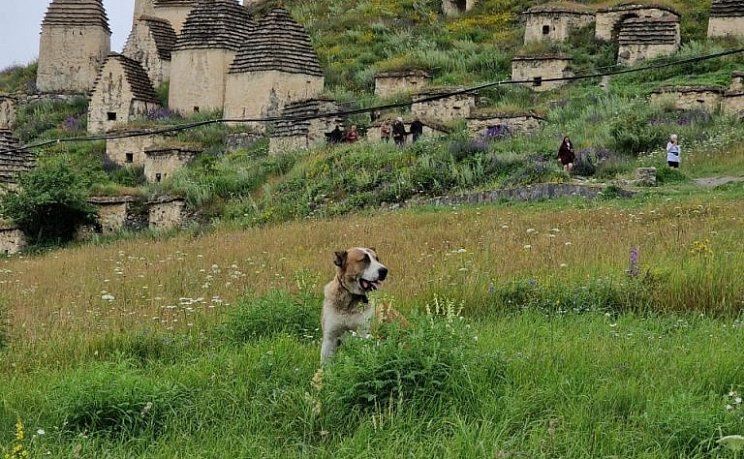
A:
0;1;136;69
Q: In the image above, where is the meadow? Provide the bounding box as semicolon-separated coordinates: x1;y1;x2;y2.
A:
1;183;742;457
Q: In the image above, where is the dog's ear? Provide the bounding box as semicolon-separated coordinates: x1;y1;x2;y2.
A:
333;250;347;268
368;247;376;254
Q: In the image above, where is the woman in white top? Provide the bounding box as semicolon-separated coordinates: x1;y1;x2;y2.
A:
666;134;680;168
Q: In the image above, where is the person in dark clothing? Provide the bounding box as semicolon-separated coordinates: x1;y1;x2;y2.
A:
557;136;576;172
410;119;424;143
326;125;344;144
392;117;407;146
380;121;392;143
345;125;360;143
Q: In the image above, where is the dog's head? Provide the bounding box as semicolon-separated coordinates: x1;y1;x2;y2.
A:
333;247;388;295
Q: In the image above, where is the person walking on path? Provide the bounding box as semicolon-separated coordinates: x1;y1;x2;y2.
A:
392;117;407;147
410;119;424;143
557;136;576;172
666;134;681;168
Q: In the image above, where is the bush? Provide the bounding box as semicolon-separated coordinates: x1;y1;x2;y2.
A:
0;159;96;245
448;138;489;162
218;290;320;344
609;109;667;156
656;165;688;184
50;364;190;437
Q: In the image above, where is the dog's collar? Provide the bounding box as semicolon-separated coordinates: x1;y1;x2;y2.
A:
337;275;369;305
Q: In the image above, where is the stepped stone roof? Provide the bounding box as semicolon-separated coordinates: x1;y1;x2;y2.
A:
0;129;36;185
140;16;178;60
42;0;111;32
229;8;322;76
597;2;679;16
271;98;341;137
525;2;595;15
93;54;160;104
618;17;679;45
651;85;726;94
153;0;198;6
175;0;255;52
512;53;573;61
376;69;432;78
711;0;744;17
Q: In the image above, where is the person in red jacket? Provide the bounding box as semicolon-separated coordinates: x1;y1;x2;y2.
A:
345;125;360;143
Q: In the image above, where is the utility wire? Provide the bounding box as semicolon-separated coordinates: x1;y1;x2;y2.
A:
1;46;742;156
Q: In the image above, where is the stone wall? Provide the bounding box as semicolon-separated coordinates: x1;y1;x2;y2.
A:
152;4;192;34
224;70;324;129
411;90;478;122
511;56;573;92
0;226;26;256
466;113;544;135
148;197;187;230
523;10;594;44
723;92;744;116
707;0;744;39
595;5;678;41
617;18;680;66
442;0;478;17
106;131;165;167
269;98;341;154
134;0;155;20
123;18;176;88
89;196;147;235
0;96;17;129
650;87;725;112
226;131;264;152
731;72;744;92
144;147;198;183
374;71;432;98
169;48;235;115
37;26;111;93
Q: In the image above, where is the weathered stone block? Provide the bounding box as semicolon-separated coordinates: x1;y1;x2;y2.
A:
523;4;595;44
511;55;573;92
148;196;187;231
0;224;26;256
374;70;431;98
144;146;199;183
412;88;478;122
634;167;657;187
650;86;725;112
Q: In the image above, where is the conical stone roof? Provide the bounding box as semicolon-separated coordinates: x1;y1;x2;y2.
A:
175;0;255;52
229;8;323;76
141;16;178;60
0;130;36;185
711;0;744;17
42;0;111;32
92;54;160;104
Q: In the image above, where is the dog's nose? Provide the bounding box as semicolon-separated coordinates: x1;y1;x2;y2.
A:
378;267;388;280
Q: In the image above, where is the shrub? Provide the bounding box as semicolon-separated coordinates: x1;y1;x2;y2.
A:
609;109;667;155
50;364;190;437
0;159;96;245
656;165;688;184
218;290;320;344
448;138;489;162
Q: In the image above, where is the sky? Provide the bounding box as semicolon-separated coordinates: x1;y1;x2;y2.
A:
0;1;135;69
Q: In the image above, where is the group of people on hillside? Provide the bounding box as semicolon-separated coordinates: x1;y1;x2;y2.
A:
325;117;425;147
556;134;681;173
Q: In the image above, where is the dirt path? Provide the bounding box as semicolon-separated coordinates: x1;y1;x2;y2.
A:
692;176;744;187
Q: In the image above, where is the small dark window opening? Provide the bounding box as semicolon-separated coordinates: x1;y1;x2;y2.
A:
107;112;117;121
542;25;550;35
455;0;467;12
533;76;543;87
193;106;200;113
3;249;8;256
696;99;705;104
125;153;134;163
155;173;162;182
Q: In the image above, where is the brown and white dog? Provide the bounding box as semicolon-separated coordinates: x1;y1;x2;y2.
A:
320;247;388;364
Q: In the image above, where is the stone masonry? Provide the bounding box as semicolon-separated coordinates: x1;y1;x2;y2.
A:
708;0;744;39
650;86;726;112
442;0;478;17
723;72;744;116
466;112;545;135
374;70;432;98
148;196;188;230
0;96;17;129
511;55;573;92
0;223;27;256
105;128;168;167
367;118;450;144
37;0;111;93
269;98;342;154
595;4;679;41
152;0;199;33
169;0;255;115
88;195;148;235
144;146;199;183
88;54;161;134
123;16;177;88
523;3;595;44
411;88;478;122
617;17;680;66
225;8;324;129
0;129;36;190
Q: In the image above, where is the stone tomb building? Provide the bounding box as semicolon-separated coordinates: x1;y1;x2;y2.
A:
135;0;199;33
225;8;324;129
144;146;199;183
708;0;744;39
36;0;111;93
0;96;17;129
617;17;680;65
88;196;147;235
105;128;167;167
650;86;725;112
0;223;27;256
169;0;254;115
148;196;188;231
88;54;161;134
522;3;595;44
269;98;342;154
511;55;573;92
0;130;36;190
374;70;432;98
411;88;478;122
595;4;679;41
442;0;478;17
466;111;545;136
123;16;177;88
723;71;744;116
